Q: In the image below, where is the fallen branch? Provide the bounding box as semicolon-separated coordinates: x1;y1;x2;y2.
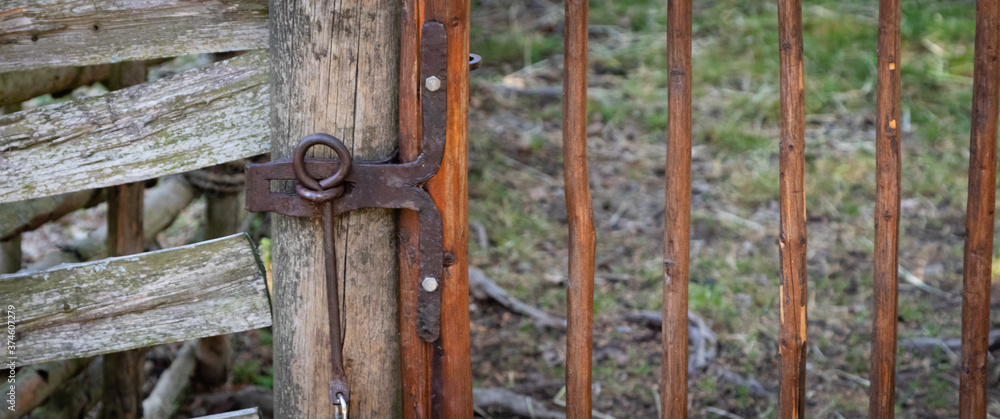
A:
29;357;103;419
473;387;566;419
625;310;718;371
469;267;567;330
193;386;274;417
0;358;93;419
27;176;198;270
0;189;104;241
143;341;199;419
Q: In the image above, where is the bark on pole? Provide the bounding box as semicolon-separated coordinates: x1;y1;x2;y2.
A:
270;0;402;416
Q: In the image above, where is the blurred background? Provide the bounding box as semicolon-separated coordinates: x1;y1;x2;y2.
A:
14;0;996;417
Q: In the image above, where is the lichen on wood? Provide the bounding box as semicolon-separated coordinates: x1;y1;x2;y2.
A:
0;51;270;204
0;233;272;365
0;0;268;73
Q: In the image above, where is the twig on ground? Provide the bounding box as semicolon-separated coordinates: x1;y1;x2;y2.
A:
898;265;958;301
0;358;93;419
474;387;565;419
625;310;718;372
143;340;199;419
705;406;745;419
469;267;567;330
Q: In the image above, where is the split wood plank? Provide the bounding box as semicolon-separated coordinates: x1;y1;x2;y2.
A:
0;0;268;73
0;51;269;204
0;233;271;365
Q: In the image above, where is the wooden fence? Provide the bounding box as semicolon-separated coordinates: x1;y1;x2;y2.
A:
4;0;1000;417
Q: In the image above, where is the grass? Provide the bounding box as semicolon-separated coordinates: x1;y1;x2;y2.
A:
467;0;994;416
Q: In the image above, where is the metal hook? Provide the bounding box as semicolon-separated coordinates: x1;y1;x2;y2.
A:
334;393;348;419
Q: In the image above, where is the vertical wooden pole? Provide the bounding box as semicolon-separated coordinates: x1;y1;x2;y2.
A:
399;0;433;417
775;0;808;417
563;1;596;418
959;0;1000;416
869;0;902;416
270;0;403;416
422;0;474;417
100;61;146;419
662;0;692;416
0;104;22;275
196;183;248;386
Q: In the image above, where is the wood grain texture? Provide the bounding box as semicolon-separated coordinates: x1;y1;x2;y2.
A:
776;0;809;416
0;0;267;72
959;0;1000;416
399;0;432;417
661;0;692;416
0;51;269;204
0;233;272;365
0;64;110;106
191;407;261;419
269;0;402;416
562;1;596;418
423;0;475;416
869;0;902;416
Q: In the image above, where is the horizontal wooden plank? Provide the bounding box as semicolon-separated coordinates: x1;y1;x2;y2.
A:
0;0;268;73
0;51;269;204
192;408;261;419
0;233;271;365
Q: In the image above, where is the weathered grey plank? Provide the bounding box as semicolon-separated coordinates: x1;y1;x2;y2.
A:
0;51;269;204
0;0;268;73
0;233;271;365
192;408;261;419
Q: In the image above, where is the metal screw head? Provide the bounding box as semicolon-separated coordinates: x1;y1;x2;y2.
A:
421;277;439;292
425;76;441;92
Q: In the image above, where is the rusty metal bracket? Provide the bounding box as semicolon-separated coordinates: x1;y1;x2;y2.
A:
246;21;449;346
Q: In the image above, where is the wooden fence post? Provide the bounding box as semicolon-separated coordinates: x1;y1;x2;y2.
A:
960;0;1000;416
270;0;403;416
775;0;809;416
100;61;147;419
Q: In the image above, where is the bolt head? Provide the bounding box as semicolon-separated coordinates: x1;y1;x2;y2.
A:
425;76;441;92
421;277;439;292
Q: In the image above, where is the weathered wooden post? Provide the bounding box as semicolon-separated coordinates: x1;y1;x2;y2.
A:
269;0;403;416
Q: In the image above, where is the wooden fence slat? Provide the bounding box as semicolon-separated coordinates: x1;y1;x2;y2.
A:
662;0;692;417
0;51;269;204
0;0;268;73
191;407;261;419
776;0;809;416
869;0;902;415
562;1;596;418
0;233;271;365
959;0;1000;416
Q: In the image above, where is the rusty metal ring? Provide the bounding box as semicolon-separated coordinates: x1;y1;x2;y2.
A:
293;133;353;192
295;184;345;203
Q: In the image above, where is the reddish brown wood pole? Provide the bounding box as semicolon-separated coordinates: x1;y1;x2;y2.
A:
563;1;597;418
399;0;432;417
661;0;692;416
869;0;902;416
775;0;809;417
959;0;1000;416
423;0;474;416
